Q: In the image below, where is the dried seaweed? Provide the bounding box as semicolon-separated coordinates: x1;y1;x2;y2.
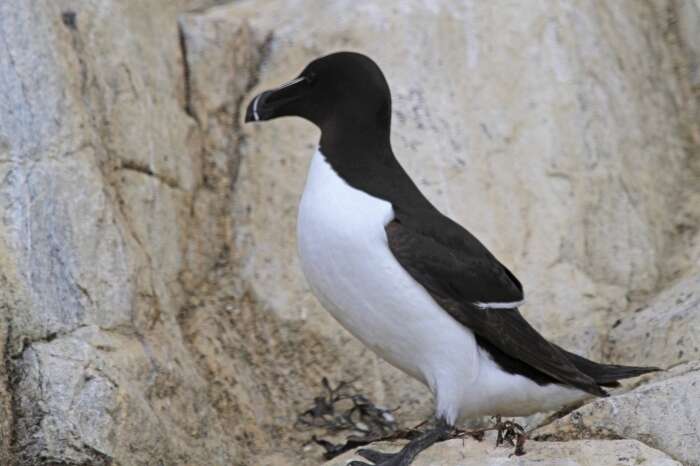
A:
297;379;527;460
297;378;406;459
453;416;527;456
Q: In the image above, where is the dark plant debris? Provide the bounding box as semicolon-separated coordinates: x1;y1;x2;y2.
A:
453;416;527;457
298;379;527;460
297;377;416;460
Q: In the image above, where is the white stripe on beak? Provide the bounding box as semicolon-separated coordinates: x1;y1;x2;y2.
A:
252;94;262;121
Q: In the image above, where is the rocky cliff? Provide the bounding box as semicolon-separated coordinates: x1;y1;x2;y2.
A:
0;1;698;465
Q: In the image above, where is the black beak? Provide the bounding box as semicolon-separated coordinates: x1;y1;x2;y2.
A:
244;90;272;122
244;76;308;123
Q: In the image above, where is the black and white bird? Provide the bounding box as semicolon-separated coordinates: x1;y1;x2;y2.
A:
245;52;658;466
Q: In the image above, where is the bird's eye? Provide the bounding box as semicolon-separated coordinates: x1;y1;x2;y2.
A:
306;72;317;86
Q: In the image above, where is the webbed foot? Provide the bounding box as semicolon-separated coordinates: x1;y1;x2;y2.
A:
347;419;450;466
348;448;406;466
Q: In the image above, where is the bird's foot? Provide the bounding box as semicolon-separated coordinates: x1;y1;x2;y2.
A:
450;416;527;456
348;419;450;466
348;448;407;466
493;416;526;456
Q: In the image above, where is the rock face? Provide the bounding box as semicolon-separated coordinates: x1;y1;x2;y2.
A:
0;0;255;464
534;362;700;466
605;272;700;368
678;0;700;88
0;1;698;466
325;438;682;466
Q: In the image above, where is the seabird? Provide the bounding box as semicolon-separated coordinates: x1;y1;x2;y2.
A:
244;52;658;466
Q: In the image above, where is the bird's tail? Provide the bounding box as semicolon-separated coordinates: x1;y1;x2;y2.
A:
555;345;661;388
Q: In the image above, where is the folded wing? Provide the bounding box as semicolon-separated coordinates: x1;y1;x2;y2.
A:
385;218;608;396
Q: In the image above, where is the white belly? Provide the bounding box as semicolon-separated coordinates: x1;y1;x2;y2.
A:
296;149;587;423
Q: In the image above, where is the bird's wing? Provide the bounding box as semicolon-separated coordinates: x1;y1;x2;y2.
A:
385;219;606;396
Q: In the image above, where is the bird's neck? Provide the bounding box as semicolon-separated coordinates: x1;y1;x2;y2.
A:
320;119;392;157
318;124;432;211
319;122;395;178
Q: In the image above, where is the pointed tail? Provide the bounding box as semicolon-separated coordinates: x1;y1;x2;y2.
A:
555;345;661;388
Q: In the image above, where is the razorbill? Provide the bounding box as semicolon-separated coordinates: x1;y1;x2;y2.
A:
245;52;659;466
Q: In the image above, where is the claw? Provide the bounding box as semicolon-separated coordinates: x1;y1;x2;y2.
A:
348;462;373;466
493;417;527;456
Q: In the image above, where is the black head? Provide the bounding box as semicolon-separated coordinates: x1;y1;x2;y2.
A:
245;52;391;136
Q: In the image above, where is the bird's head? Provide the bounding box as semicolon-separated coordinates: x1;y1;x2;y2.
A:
245;52;391;135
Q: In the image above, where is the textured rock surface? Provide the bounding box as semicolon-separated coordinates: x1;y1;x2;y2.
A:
0;0;250;464
676;0;700;188
0;317;10;465
534;363;700;466
325;438;682;466
678;0;700;87
605;272;700;368
0;0;698;465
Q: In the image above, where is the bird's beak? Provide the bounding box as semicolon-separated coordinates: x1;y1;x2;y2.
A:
244;76;308;123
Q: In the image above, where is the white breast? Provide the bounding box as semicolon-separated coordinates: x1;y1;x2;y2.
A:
297;149;481;421
296;149;587;423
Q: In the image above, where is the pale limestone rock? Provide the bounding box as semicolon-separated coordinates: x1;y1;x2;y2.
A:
605;272;700;368
677;0;700;87
178;11;260;131
534;364;700;466
0;0;250;464
13;325;241;465
177;10;263;287
325;438;681;466
0;318;10;466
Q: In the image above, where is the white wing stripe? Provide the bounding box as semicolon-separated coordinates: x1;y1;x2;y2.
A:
474;299;525;310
